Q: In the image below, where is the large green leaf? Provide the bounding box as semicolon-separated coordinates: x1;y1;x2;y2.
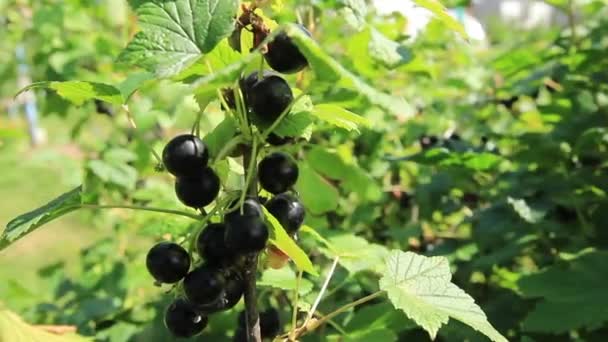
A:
0;308;90;342
295;162;339;215
379;250;507;342
368;28;413;68
1;186;82;251
16;81;123;105
118;0;239;77
262;207;317;276
319;234;389;274
413;0;468;39
258;267;313;295
286;24;413;118
518;250;608;333
312;104;371;132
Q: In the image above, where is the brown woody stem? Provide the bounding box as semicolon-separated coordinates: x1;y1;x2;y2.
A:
242;146;262;342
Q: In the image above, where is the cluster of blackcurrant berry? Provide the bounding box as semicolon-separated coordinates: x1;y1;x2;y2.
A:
144;17;311;339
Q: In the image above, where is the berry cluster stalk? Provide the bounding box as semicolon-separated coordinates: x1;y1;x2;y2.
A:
242;147;262;342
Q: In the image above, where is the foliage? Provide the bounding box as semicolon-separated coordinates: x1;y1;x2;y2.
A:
2;0;608;341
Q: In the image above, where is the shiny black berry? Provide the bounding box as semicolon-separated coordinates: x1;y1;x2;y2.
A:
196;223;236;265
175;167;220;208
260;308;281;339
265;194;305;233
162;134;209;178
225;197;264;222
183;265;225;305
267;133;293;146
258;152;299;194
265;25;311;74
146;242;190;284
225;198;269;254
222;271;245;310
196;270;244;314
248;73;293;122
164;299;208;338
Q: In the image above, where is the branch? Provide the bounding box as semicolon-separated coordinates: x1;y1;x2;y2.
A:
80;204;203;220
242;145;262;342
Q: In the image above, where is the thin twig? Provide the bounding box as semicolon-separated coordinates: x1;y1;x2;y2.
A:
290;270;304;339
80;204;203;220
261;93;306;140
304;257;340;325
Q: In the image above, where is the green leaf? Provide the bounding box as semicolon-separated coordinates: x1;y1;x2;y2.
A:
380;250;507;342
413;0;468;39
295;162;339;215
1;186;83;252
369;28;413;68
312;104;371;132
507;197;546;224
16;81;123;106
117;0;239;77
117;72;155;100
0;308;90;342
203;117;239;159
262;207;317;276
258;267;313;295
395;149;503;171
267;95;315;139
320;234;389;274
285;24;414;118
518;250;608;333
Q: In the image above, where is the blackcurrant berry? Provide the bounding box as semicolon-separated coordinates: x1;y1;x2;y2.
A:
260;308;281;339
258;152;299;194
175;167;220;208
196;223;236;265
248;73;293;122
222;271;245;310
266;133;293;146
183;265;225;305
264;25;311;74
225;197;264;221
164;299;208;338
162;134;209;178
146;242;190;284
225;199;269;255
265;194;305;233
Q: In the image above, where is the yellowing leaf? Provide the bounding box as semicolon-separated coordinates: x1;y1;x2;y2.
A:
262;207;317;276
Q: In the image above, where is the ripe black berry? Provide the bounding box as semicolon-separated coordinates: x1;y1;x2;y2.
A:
265;25;311;74
258;152;299;194
267;133;293;146
175;167;220;208
183;265;225;305
164;299;208;338
265;194;305;233
248;73;293;122
225;197;264;220
196;223;236;265
162;134;209;178
222;271;245;310
196;270;244;314
225;198;269;254
260;308;281;339
146;242;190;284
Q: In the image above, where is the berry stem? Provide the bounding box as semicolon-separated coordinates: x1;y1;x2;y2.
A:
80;204;203;220
242;145;262;342
261;93;306;141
